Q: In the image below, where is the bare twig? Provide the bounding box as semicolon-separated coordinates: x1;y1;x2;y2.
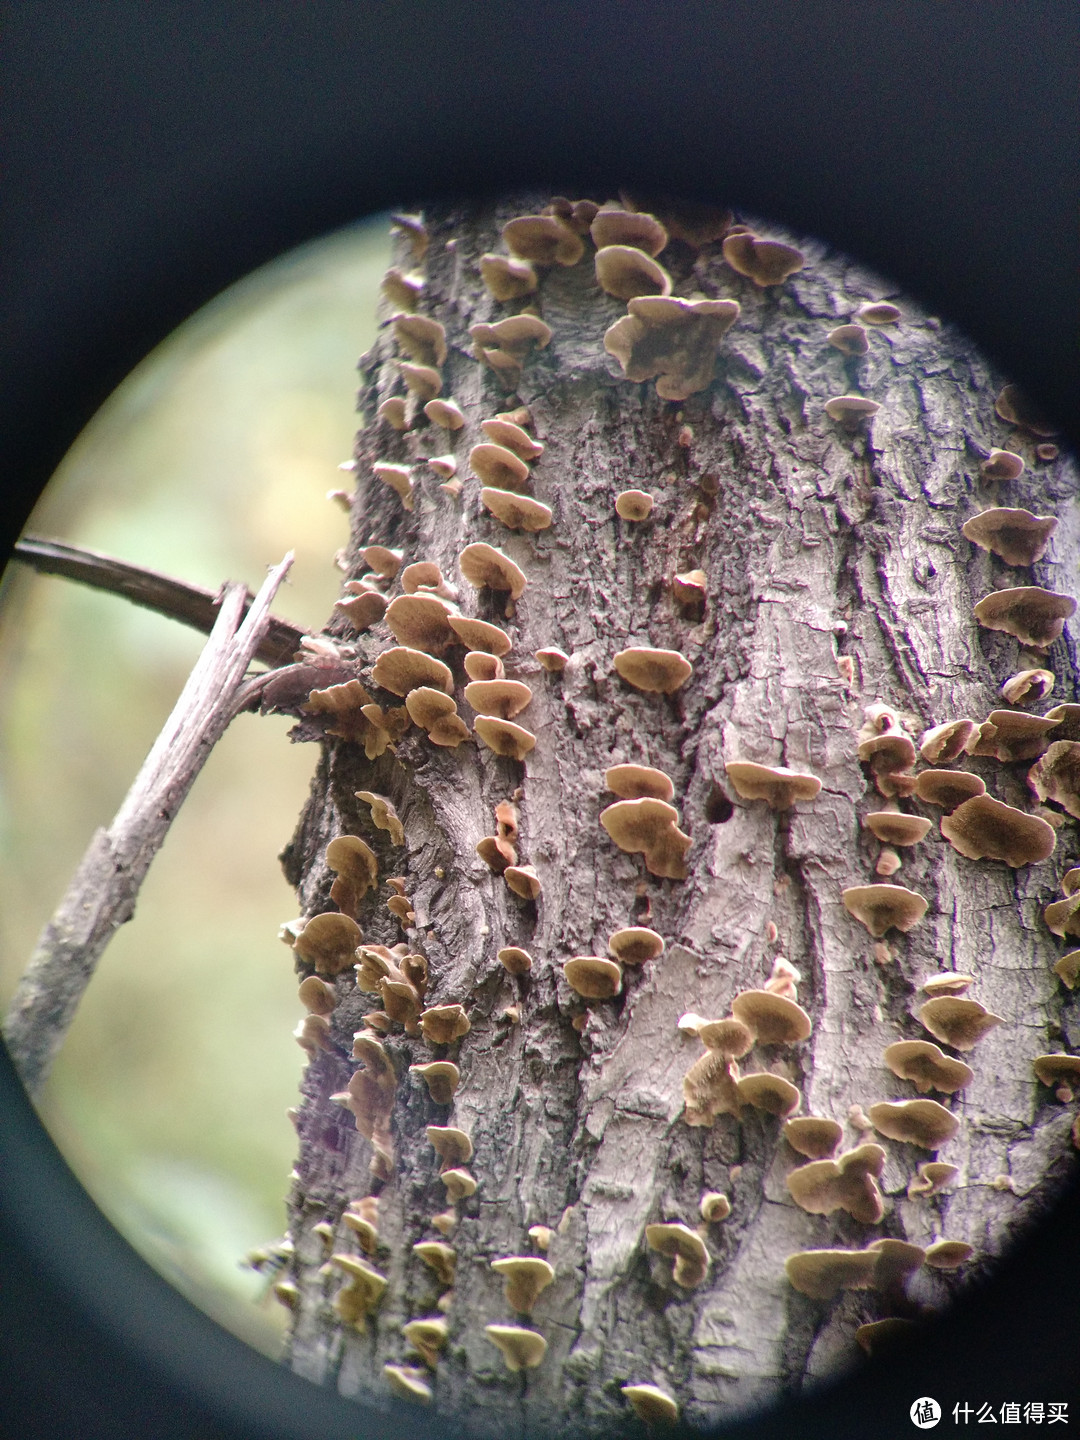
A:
11;534;310;666
2;553;295;1096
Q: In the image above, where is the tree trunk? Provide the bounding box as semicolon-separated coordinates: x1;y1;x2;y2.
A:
277;195;1079;1434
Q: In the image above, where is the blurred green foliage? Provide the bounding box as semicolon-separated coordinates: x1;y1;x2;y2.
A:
0;217;391;1353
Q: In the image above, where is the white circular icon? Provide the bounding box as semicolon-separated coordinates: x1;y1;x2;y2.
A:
910;1397;942;1428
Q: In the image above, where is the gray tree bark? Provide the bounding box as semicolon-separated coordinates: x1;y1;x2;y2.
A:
276;196;1079;1435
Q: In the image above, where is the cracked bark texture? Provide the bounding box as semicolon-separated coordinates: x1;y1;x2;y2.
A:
278;197;1080;1435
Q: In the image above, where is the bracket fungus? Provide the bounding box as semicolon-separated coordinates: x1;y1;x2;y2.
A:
919;719;978;765
405;687;470;747
614;488;654;521
917;996;1003;1051
645;1222;710;1289
973;587;1076;648
913;769;985;811
497;945;533;976
426;1125;473;1172
392;313;447;368
505;863;542;900
413;1240;457;1289
613;645;692;694
856;300;902;326
1032;1054;1080;1090
595;245;672;300
420;1005;471;1046
824;394;880;424
605;762;675;802
736;1071;801;1118
503;213;584;266
385;594;460;656
473;716;537;761
783;1116;843;1160
1053;951;1080;989
621;1385;679;1427
1029;742;1080;819
397;361;442;402
682;1050;740;1126
826;323;869;355
604;294;741;400
330;1254;388;1330
441;1168;477;1201
481;487;553;533
730;989;812;1045
479;253;538;301
696;1016;754;1059
372;461;416;511
325;836;379;917
785;1143;887;1225
336;585;389;632
372;646;454;697
535;646;570;672
590;207;668;254
907;1161;959;1199
298;975;337;1016
381;266;423;310
608;926;665;965
722;231;804;286
883;1041;973;1095
423;397;465;430
564;956;622;999
979;448;1026;482
967;710;1059;763
448;614;513;657
480;416;543;460
464;679;533;720
1001;668;1055;707
963;508;1057;566
376;396;409;431
841;885;929;937
469;441;531;493
995;383;1058;436
295;912;363;976
700;1192;732;1223
410;1061;460;1105
940;795;1055;866
402;1317;449;1369
484;1325;548;1372
924;1241;974;1270
868;1098;960;1149
600;797;692;880
459;543;527;603
863;811;931;846
920;972;975;998
491;1256;555;1313
725;760;822;809
783;1248;877;1301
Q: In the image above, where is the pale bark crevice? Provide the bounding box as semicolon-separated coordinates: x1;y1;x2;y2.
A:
275;195;1080;1434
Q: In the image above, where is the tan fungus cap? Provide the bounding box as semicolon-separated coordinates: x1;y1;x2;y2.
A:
883;1040;973;1094
841;884;928;937
372;646;453;696
491;1256;555;1313
725;760;821;809
459;543;527;600
605;762;675;801
962;507;1057;566
604;292;741;400
940;795;1055;866
917;996;1003;1051
613;646;692;694
595;245;672;301
783;1116;843;1160
484;1324;548;1371
295;912;363;975
607;926;665;964
785;1143;886;1225
644;1222;710;1288
973;586;1076;648
479;253;538;301
722;231;804;285
913;769;986;811
563;956;622;999
826;323;869;355
868;1098;960;1148
730;989;812;1044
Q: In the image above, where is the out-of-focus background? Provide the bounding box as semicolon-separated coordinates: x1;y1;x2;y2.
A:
0;217;391;1353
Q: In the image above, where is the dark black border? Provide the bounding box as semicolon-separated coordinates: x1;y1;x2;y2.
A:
2;5;1079;1438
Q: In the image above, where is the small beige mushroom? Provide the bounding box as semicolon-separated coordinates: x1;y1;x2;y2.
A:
725;760;822;809
458;543;527;601
295;912;363;976
645;1222;709;1288
973;586;1076;649
497;945;533;976
464;679;533;720
737;1071;801;1118
464;654;505;683
730;989;812;1045
980;448;1026;481
426;1125;473;1172
966;708;1060;763
381;266;423;311
855;300;901;326
783;1116;843;1160
423;396;464;430
402;1317;448;1370
1032;1054;1080;1090
913;769;986;811
993;384;1058;434
491;1256;555;1313
484;1324;548;1372
590;208;668;254
480;417;543;459
1029;741;1080;819
503;213;584;266
920;972;975;998
564;956;622;999
722;231;804;286
419;1004;471;1045
919;719;978;765
907;1161;959;1199
372;461;416;510
409;1061;460;1105
783;1248;877;1300
376;396;409;430
469;442;531;493
786;1143;887;1225
883;1041;974;1094
940;795;1056;866
607;926;664;964
1053;951;1080;989
473;715;537;760
621;1385;678;1427
682;1050;740;1126
595;245;672;300
868;1098;960;1149
615;489;654;521
385;594;459;657
479;253;539;301
1045;891;1080;938
440;1168;477;1201
696;1016;755;1059
329;1254;388;1330
504;863;542;900
354;790;405;845
1001;668;1055;706
863;811;931;846
600;797;692;880
824;394;880;424
699;1192;731;1223
613;646;692;694
841;884;929;937
372;646;453;697
605;762;675;801
535;647;570;672
447;613;512;656
383;1363;433;1406
298;975;337;1016
925;1241;974;1270
604;294;741;400
481;487;553;533
917;996;1003;1051
325;835;379;918
826;323;869;355
336;586;389;632
962;508;1056;566
393;313;447;368
413;1240;457;1288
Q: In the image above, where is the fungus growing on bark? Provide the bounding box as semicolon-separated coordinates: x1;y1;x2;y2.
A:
973;587;1076;648
477;834;516;873
528;1225;553;1252
908;1161;959;1199
604;294;741;400
600;797;692;880
393;314;447;368
360;544;404;579
354;791;405;846
295;912;363;976
966;709;1059;763
505;863;542;900
863;812;931;846
326;835;379;917
963;507;1057;565
398;362;442;403
730;989;813;1045
1029;742;1080;819
535;646;570;672
473;716;537;760
419;1005;471;1046
979;449;1026;483
481;488;554;533
925;1241;974;1269
645;1223;710;1289
372;461;416;510
940;795;1056;866
682;1050;740;1126
564;956;622;999
913;770;985;811
920;972;974;998
868;1098;960;1149
426;1126;473;1173
438;1169;477;1205
1001;668;1055;706
724;760;822;809
491;1256;555;1313
1053;951;1080;989
783;1248;877;1300
402;1317;448;1370
783;1116;843;1160
484;1325;548;1372
447;615;513;658
381;266;424;311
614;489;654;521
385;594;460;656
856;1319;917;1356
330;1254;388;1331
479;253;539;301
298;975;337;1016
1032;1054;1080;1090
613;646;692;693
824;395;880;424
605;763;675;801
621;1385;679;1426
826;323;869;355
737;1072;801;1118
608;927;665;965
841;885;929;937
856;300;902;326
590;208;668;254
468;442;531;493
917;996;1003;1050
459;543;527;601
373;646;454;697
376;397;409;431
918;719;977;765
503;214;584;266
497;946;533;976
785;1143;887;1224
336;585;389;632
1037;443;1060;461
405;687;470;747
595;245;672;300
410;1061;460;1105
294;1014;331;1056
876;847;902;877
423;397;465;430
414;1241;457;1289
883;1041;974;1094
481;417;544;459
995;383;1058;436
700;1192;732;1223
722;231;805;285
697;1016;755;1059
304;680;411;759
